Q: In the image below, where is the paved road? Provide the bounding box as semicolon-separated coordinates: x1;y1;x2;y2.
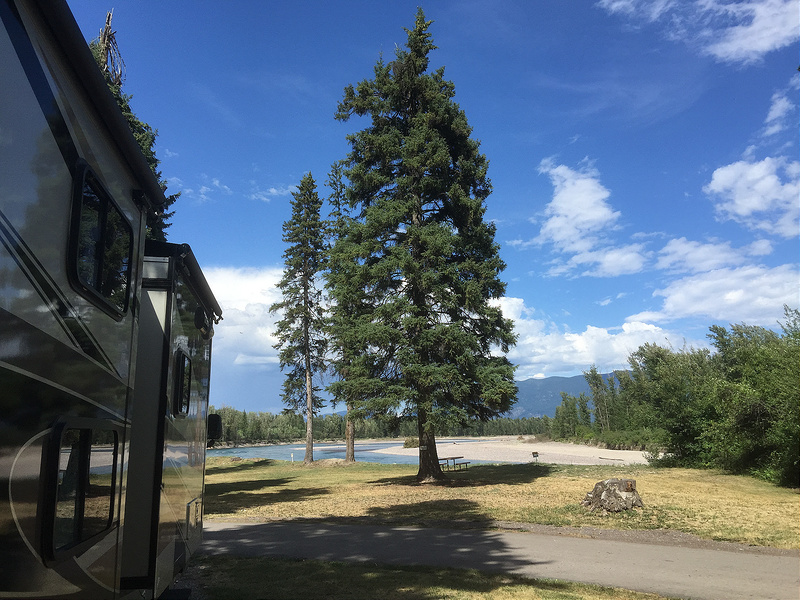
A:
200;521;799;600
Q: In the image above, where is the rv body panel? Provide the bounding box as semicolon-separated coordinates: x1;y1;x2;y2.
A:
1;1;148;597
121;242;218;599
1;1;221;599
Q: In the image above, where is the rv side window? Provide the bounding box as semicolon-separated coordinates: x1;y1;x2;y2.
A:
70;163;133;317
175;352;192;415
52;427;117;554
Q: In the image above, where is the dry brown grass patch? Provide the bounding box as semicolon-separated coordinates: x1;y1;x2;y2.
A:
203;458;799;549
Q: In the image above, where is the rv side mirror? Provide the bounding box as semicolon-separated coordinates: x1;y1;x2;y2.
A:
194;307;214;339
207;413;222;441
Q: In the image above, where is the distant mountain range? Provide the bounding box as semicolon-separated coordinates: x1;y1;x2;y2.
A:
506;374;600;419
328;374;608;419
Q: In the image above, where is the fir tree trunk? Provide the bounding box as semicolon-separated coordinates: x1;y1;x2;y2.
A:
345;403;355;462
304;344;314;464
416;405;444;481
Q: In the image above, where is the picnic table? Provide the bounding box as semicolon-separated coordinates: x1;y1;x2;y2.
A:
438;456;469;471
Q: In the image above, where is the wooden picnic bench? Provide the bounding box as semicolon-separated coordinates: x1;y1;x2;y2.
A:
438;456;470;471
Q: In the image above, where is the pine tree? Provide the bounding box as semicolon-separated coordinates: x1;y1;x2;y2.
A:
325;161;359;462
270;174;328;463
90;12;177;240
334;9;517;481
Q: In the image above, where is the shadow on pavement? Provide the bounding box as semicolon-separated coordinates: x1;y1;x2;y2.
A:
199;520;553;575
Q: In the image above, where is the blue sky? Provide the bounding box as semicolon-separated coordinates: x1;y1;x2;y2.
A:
70;1;798;415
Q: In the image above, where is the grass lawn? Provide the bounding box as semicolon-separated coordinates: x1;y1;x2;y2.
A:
183;553;678;600
204;457;799;549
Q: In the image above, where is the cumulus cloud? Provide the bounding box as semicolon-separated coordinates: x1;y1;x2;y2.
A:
204;266;284;368
629;264;798;325
655;237;773;273
703;156;800;238
528;159;648;277
597;0;799;65
536;158;619;253
570;244;649;277
498;296;691;379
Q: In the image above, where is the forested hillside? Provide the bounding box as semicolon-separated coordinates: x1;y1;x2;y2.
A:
508;375;599;418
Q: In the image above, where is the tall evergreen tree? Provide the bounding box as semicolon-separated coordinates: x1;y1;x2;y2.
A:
90;12;177;240
325;161;359;462
334;9;517;481
270;174;328;464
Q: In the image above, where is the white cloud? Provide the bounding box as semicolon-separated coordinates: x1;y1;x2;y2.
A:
703;156;800;238
703;0;799;64
629;264;798;325
500;296;690;379
205;266;284;369
171;175;235;204
655;237;773;273
571;244;649;277
531;159;648;277
249;182;298;203
536;158;619;253
763;92;792;136
598;0;799;65
596;0;675;22
211;178;233;194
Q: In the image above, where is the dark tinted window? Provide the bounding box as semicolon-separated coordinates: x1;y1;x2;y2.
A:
175;351;192;414
72;166;132;315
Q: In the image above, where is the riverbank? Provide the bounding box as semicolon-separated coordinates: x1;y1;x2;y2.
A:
210;436;649;466
363;436;649;466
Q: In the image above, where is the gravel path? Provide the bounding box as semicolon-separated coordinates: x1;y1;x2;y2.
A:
364;436;649;465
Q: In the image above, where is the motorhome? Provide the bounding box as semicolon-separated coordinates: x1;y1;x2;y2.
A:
0;1;222;597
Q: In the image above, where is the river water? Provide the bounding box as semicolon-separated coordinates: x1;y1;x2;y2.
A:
207;439;491;465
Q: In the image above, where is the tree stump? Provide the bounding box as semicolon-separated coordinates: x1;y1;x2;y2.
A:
581;478;643;512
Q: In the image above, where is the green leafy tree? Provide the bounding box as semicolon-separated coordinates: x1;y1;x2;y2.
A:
90;12;177;240
333;9;517;481
270;174;328;463
622;344;716;463
705;307;800;485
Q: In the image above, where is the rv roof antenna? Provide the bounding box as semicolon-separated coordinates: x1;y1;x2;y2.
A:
98;10;125;86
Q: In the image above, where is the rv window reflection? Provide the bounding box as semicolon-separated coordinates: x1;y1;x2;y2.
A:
70;164;133;316
53;428;117;552
175;352;192;415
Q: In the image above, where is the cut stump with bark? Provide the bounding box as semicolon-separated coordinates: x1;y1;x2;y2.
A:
581;478;644;512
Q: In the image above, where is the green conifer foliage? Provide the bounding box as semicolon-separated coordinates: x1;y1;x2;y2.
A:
333;9;517;481
90;24;177;240
270;174;328;463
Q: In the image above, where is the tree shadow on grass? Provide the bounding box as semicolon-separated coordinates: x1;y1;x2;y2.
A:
368;462;557;488
205;458;276;476
204;477;330;515
364;498;493;528
186;553;573;600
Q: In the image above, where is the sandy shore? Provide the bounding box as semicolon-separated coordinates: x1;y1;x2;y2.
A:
364;436;649;466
